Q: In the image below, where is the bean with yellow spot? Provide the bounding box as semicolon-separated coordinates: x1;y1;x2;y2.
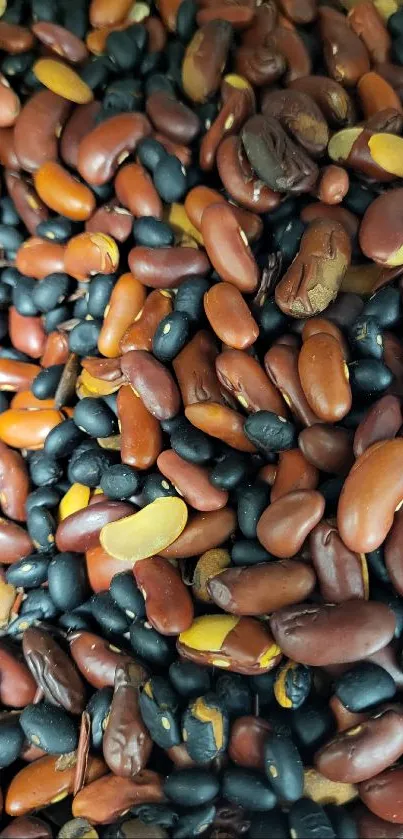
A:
138;676;181;749
274;660;312;710
59;483;90;521
182;692;229;763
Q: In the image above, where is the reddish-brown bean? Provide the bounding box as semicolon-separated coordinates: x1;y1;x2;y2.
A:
208;559;316;615
72;771;165;824
70;631;144;690
5;171;49;235
185;401;256;452
32;21;88;63
103;663;151;778
319;7;370;87
257;489;325;559
348;2;391;64
15;238;65;281
0;441;29;522
359;766;403;824
60;101;101;169
204;282;259;350
146;90;200;144
5;754;106;818
133;556;194;634
271;448;319;502
157;450;228;512
117;384;162;471
120;350;181;420
310;520;368;603
56;500;134;553
289;75;356;127
128;245;210;289
201;203;259;293
228;716;272;769
160;507;237;560
14;90;71;172
299;425;354;475
215;349;287;416
216;135;281;213
354;395;403;457
0;642;37;707
114;162;162;218
199;85;255;172
173;330;224;407
182;20;233;103
264;344;320;426
86;544;134;592
120;289;173;354
77;113;151;186
298;333;352;422
8;310;46;360
316;165;350;205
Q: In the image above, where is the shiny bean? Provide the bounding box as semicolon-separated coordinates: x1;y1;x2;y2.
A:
298;333;352;422
257;490;325;558
204;282;259;349
208;560;316;615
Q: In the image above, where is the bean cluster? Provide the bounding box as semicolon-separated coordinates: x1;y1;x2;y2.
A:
1;0;403;836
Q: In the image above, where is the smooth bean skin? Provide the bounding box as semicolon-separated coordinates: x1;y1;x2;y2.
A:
77;113;152;186
271;449;319;502
34;162;95;222
5;755;106;817
0;441;29;521
177;615;282;675
133;555;194;635
216;135;281;214
216;350;287;417
157;450;228;511
98;273;146;358
208;559;316;615
182;20;233;103
310;521;368;602
360;188;403;267
185;402;256;452
0;642;37;707
201;204;260;293
120;350;181;421
338;440;403;553
69;631;145;689
264;344;320;427
15;239;65;282
359;766;403;824
118;384;162;470
120;289;173;354
384;509;403;597
14;90;71;173
128;245;210;289
299;425;354;475
0;409;63;450
257;490;325;558
160;507;237;559
55;500;134;552
114;163;162;219
315;707;403;784
298;333;352;422
0;519;33;564
0;74;20;128
204;283;259;350
72;771;165;825
270;600;396;666
353;395;403;457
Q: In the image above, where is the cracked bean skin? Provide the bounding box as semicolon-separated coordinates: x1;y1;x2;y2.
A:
215;349;287;417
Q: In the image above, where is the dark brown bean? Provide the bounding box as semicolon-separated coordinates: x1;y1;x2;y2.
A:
133;555;194;634
120;350;181;420
103;663;151;778
241;114;319;194
261;88;329;157
310;520;369;602
146;90;200;144
157;450;228;511
208;559;316;615
55;500;134;552
128;245;210;289
299;425;354;475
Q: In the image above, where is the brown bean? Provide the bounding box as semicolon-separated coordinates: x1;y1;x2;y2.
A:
0;360;40;394
120;289;173;354
86;545;134;592
359;766;403;824
77;112;151;186
301;316;349;356
85;199;133;243
328;127;394;183
32;22;88;63
267;24;311;83
216;135;280;213
0;815;52;838
199;85;255;172
8;310;46;360
177;614;282;675
185;401;256;452
257;489;325;558
15;238;65;281
5;754;106;817
329;696;371;734
34;161;95;222
275;219;352;318
14;90;71;172
4;171;49;236
228;716;272;769
0;127;20;169
241;1;277;46
235;41;286;87
358;72;402;118
56;500;134;553
196;4;255;27
192;547;230;603
354;395;403;457
114;162;162;218
264;344;320;426
103;663;151;778
0;74;19;127
72;771;165;825
0;642;36;707
70;631;144;690
0;518;33;563
0;409;63;450
22;628;86;715
316;708;403;784
160;507;237;560
208;559;316;616
128;245;210;289
278;0;317;24
98;273;146;358
182;20;233;103
201;203;259;293
319;6;370;87
375;61;403;100
270;600;396;666
261;88;329;157
364;108;403;135
300;203;359;240
348;1;391;64
298;333;352;422
215;349;287;416
146;90;200;144
242;114;318;194
0;441;29;522
41;331;69;369
310;520;368;602
157;449;227;512
120;350;181;420
204;282;259;349
134;556;194;634
360;188;403;267
64;232;119;282
89;0;133;27
173;330;225;407
384;508;403;596
271;448;319;502
354;802;403;837
60;101;101;169
289;76;356;127
299;425;354;475
338;439;403;553
117;384;162;471
316;165;350;205
0;22;34;53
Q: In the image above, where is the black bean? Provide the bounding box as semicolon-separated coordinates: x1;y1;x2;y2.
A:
100;464;142;500
248;810;290;839
363;286;402;329
0;224;24;254
145;73;176;97
231;540;274;566
48;552;89;612
344;181;375;215
106;30;140;71
272;218;305;264
133;217;174;249
0;348;30;362
373;584;403;638
169;659;211;699
174;276;210;324
32;273;71;313
32;365;64;400
349;316;383;360
288;799;336;839
139;676;181;749
80;56;111;91
182;692;229;763
86;687;113;751
7;610;43;636
44;419;85;459
249;671;277;706
142;473;179;505
140;50;163;78
263;733;304;802
215;673;253;718
334;661;396;712
129;620;176;667
29;452;63;488
222;768;277;811
130;805;179;829
26;487;61;513
103;77;143;113
109;571;146;621
87;274;116;318
68;448;115;488
318;477;344;515
173;805;216;839
20;702;78;754
274;660;312;711
366;546;391;586
392;34;403;63
289;700;335;758
176;0;197;41
90;592;130;636
244;411;297;454
324;805;358;839
256;298;289;342
12;276;39;317
152;311;190;362
68;320;102;355
20;589;59;622
36;216;75;243
0;198;19;226
164;769;220;807
74;397;118;438
27;506;56;553
153;155;187;203
209;453;250;491
0;714;25;769
2;50;34;77
6;552;50;588
44;306;71;333
237;480;270;539
58;612;93;632
136;137;167;172
349;359;394;394
170;418;214;464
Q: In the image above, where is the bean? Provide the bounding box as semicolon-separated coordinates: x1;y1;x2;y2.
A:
299;425;354;475
310;520;369;602
208;560;316;616
5;755;106;818
177;614;282;675
72;771;165;825
299;333;352;422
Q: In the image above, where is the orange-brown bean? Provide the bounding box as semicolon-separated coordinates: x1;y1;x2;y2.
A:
157;449;228;511
64;232;119;281
128;245;210;289
77;112;151;186
15;238;65;280
358;72;402;118
14;90;71;173
160;507;237;560
348;1;391;64
134;556;194;634
298;333;352;422
257;489;325;558
216;135;280;213
89;0;133;27
5;755;106;818
9;309;46;360
34;161;95;221
201;203;259;293
184;185;262;242
114;162;162;218
299;425;354;475
86;544;135;592
98;273;146;358
208;559;316;615
0;441;29;521
264;344;320;426
301;316;348;356
271;448;319;502
316;165;350;205
185;401;256;452
204;282;259;350
40;331;69;368
120;289;173;353
72;771;165;825
0;408;63;450
0;74;19;127
85;200;133;243
0;359;40;393
338;439;403;553
117;384;162;470
0;518;33;563
173;329;224;406
0;22;34;54
32;21;88;63
300;203;359;241
215;349;287;416
199;86;255;172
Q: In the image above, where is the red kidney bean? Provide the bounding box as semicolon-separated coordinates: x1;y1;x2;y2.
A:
299;425;354;475
228;716;272;769
208;559;316;615
298;333;352;422
157;450;228;511
215;349;287;416
120;350;181;420
77;113;152;186
102;663;152;777
173;330;224;407
133;555;194;634
264;344;320;426
56;500;134;552
14;90;71;172
128;245;210;289
257;489;325;559
69;631;146;689
310;520;369;602
271;448;319;501
204;282;259;349
354;395;403;457
0;642;37;707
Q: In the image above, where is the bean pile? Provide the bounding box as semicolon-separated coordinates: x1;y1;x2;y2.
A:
2;0;403;836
